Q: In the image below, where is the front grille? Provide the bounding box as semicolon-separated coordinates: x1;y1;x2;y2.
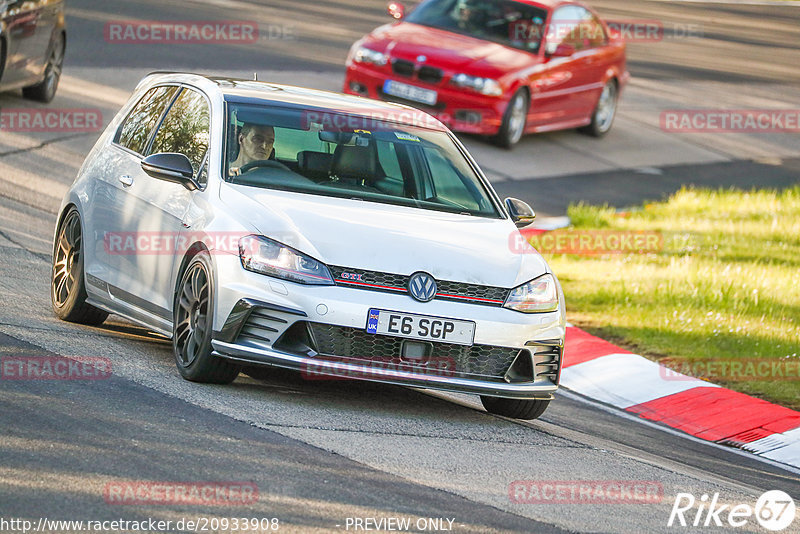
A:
391;59;415;77
308;323;521;379
418;66;443;84
328;266;510;307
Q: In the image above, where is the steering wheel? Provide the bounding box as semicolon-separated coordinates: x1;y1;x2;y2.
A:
238;159;287;174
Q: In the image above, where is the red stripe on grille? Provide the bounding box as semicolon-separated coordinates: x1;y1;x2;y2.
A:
336;279;406;292
436;292;504;304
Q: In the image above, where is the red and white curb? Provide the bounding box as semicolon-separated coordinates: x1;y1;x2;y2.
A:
526;217;800;469
560;326;800;469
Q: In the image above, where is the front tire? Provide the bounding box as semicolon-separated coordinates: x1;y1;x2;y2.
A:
51;208;109;325
23;32;65;103
173;252;240;384
580;79;618;137
481;396;550;420
493;89;528;149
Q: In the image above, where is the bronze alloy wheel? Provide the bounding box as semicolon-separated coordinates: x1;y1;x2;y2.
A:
172;253;240;383
52;210;81;309
51;208;108;325
174;262;211;367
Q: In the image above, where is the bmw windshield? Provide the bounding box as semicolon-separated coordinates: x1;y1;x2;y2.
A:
224;103;502;218
405;0;549;53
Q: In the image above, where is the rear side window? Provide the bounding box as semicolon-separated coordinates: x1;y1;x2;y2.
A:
116;86;178;155
546;6;591;54
149;88;211;175
585;15;608;48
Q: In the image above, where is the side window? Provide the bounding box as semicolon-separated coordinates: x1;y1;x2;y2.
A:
376;141;403;180
274;127;326;161
585;15;608;48
546;6;587;55
149;88;211;176
116;86;178;155
423;147;480;211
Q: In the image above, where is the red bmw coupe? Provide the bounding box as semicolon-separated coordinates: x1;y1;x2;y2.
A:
344;0;628;147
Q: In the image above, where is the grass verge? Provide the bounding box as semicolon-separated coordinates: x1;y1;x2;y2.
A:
541;186;800;410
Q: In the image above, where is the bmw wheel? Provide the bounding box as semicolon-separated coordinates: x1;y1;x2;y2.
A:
580;79;618;137
51;208;109;325
493;89;528;149
23;33;65;103
173;252;240;383
480;396;550;420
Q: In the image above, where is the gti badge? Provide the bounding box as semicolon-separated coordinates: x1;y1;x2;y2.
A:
408;272;437;302
341;272;364;282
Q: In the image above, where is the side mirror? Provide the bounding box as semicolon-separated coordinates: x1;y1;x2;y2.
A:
548;43;576;58
505;197;536;228
141;153;198;190
387;2;405;20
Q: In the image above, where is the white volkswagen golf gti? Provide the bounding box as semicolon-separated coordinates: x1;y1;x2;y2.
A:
52;73;565;420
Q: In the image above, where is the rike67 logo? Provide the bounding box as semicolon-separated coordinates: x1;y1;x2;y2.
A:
669;490;796;531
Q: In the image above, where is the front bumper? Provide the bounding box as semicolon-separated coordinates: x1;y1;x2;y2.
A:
210;253;565;399
212;337;559;399
343;63;507;136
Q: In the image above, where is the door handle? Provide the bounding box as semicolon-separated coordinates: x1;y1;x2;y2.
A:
118;175;133;187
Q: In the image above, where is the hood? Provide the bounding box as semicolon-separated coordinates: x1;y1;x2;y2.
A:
220;185;548;288
366;22;539;79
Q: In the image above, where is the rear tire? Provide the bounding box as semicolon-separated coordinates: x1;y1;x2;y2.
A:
23;32;64;103
173;252;240;384
492;89;528;149
480;396;550;420
579;79;618;137
51;208;109;326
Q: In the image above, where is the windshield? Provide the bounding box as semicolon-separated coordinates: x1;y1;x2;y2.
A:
224;103;501;218
405;0;549;53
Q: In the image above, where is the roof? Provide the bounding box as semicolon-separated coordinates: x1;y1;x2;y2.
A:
142;72;448;132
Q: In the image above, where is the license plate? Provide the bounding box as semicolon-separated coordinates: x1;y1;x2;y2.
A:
383;79;438;106
366;309;475;346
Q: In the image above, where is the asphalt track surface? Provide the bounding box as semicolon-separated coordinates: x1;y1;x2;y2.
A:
1;1;799;532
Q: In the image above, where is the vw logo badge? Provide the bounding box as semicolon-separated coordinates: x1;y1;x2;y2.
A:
408;272;437;303
416;55;427;63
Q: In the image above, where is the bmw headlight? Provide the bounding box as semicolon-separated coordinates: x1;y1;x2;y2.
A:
353;45;388;66
450;74;503;96
504;274;559;313
239;235;334;286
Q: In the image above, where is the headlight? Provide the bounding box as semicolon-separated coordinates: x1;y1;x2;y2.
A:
353;45;388;66
239;235;334;286
450;74;503;96
504;274;559;313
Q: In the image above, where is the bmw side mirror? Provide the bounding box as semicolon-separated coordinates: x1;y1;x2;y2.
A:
387;2;405;19
141;153;198;190
505;197;536;228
